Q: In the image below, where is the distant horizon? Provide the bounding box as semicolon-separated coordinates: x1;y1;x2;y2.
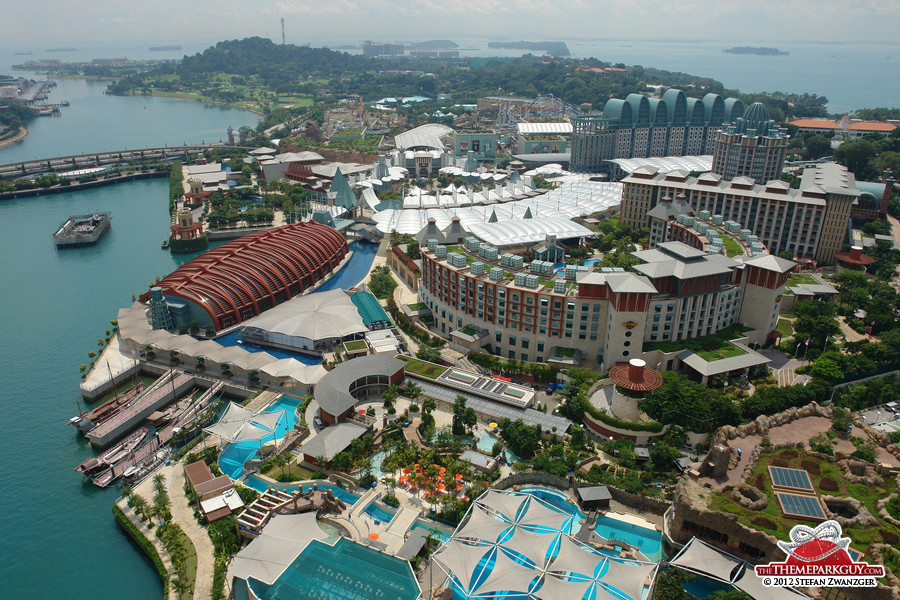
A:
4;36;900;49
1;0;897;47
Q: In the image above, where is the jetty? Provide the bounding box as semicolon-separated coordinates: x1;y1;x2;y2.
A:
87;370;193;448
52;212;111;248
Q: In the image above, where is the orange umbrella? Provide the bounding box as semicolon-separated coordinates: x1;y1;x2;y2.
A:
369;533;379;540
402;468;411;475
455;473;463;480
413;463;420;469
423;477;432;483
432;464;440;470
436;482;446;490
438;467;447;474
399;475;409;483
456;482;463;490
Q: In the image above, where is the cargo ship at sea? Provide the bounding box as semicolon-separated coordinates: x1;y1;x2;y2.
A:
52;212;111;248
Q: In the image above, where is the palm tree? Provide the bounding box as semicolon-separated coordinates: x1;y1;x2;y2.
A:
130;495;149;520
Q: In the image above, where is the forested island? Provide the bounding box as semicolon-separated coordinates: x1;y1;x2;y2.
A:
487;41;570;56
407;40;458;50
723;46;788;55
102;37;837;146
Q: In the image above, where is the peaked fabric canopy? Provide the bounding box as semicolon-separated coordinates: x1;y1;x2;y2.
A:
501;526;555;568
530;574;593;600
517;497;571;531
670;538;743;583
433;540;492;594
228;513;328;585
547;536;607;579
598;559;656;600
204;402;286;444
477;489;527;522
471;549;542;596
456;505;513;544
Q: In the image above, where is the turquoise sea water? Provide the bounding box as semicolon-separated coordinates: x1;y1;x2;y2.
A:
0;78;258;598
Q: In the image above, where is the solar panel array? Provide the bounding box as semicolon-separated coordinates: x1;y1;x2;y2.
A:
769;466;815;493
776;492;827;521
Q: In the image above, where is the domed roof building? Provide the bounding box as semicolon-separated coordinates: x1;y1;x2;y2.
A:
141;221;348;331
711;102;790;183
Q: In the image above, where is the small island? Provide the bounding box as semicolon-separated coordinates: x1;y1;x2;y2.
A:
488;41;570;57
407;40;458;50
723;46;788;56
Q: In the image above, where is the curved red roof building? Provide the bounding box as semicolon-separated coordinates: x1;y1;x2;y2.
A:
142;221;348;331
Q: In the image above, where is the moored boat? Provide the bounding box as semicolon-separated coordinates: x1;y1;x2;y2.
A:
75;426;148;475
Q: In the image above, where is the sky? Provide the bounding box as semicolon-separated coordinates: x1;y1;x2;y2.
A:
3;0;900;46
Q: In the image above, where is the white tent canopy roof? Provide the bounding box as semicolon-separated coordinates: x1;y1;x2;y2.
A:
471;548;542;596
670;537;743;583
240;288;367;342
204;401;287;444
456;504;513;544
228;513;327;585
433;540;492;594
476;489;527;522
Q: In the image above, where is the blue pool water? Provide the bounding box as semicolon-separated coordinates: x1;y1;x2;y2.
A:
316;240;379;291
248;538;420;600
682;575;733;598
215;331;322;364
219;396;300;479
365;501;397;523
517;486;663;561
475;433;520;463
243;476;362;506
592;514;664;562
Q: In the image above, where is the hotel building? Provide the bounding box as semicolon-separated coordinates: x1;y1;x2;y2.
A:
417;231;793;372
570;89;745;173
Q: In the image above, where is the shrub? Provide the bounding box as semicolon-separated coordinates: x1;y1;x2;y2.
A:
751;516;779;530
760;435;772;447
800;460;820;475
819;477;839;492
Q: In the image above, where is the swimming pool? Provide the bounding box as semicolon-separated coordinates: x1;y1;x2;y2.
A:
215;331;322;365
475;433;521;463
517;486;664;561
365;501;397;523
243;476;362;506
592;514;664;562
248;538;420;600
218;396;300;480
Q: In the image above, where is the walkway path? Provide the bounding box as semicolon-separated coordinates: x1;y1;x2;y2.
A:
116;499;177;600
837;316;867;343
167;466;215;600
134;464;215;600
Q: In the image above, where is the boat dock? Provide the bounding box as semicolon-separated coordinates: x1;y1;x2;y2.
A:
87;370;193;448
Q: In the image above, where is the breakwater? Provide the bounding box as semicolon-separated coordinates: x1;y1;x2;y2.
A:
0;171;168;200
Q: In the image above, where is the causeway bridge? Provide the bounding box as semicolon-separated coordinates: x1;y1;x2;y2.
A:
0;144;257;179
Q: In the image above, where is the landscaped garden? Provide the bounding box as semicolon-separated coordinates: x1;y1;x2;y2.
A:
398;356;448;379
707;448;900;558
644;324;751;359
343;340;367;352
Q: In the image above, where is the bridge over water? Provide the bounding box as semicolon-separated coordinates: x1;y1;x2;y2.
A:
0;144;258;179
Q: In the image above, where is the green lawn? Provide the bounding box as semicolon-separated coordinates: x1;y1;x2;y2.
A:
262;462;315;482
776;318;794;337
645;325;751;358
786;274;818;287
722;236;743;258
343;340;367;352
399;357;447;379
408;303;429;311
460;326;481;336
